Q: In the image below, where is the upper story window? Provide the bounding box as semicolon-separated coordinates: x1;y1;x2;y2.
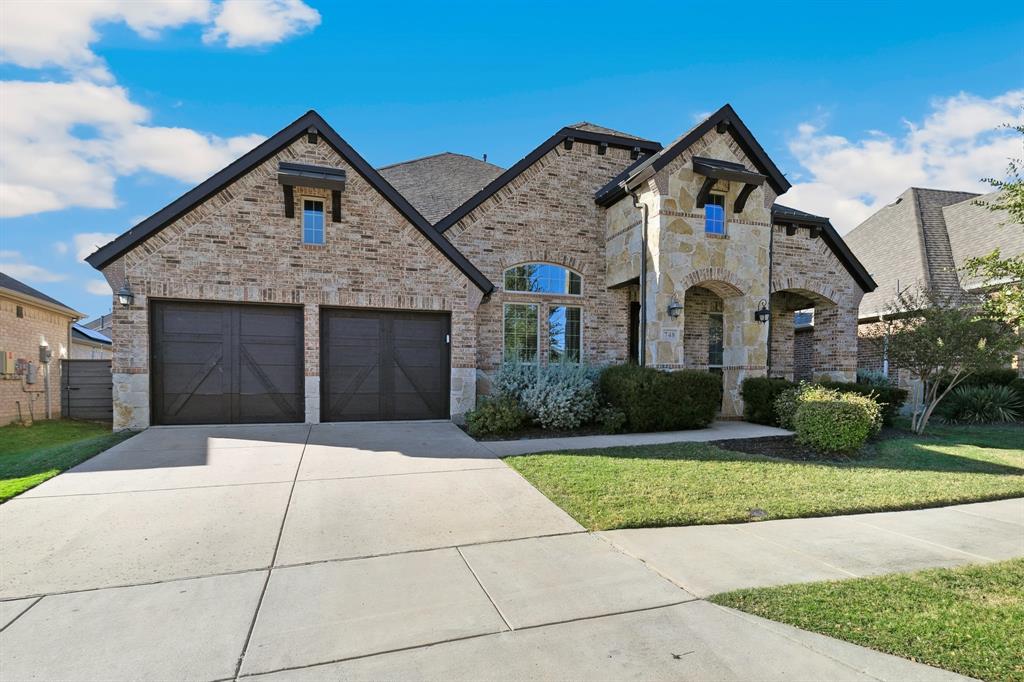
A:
303;199;324;244
704;194;726;235
503;263;582;295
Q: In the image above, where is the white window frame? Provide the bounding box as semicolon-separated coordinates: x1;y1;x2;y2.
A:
301;196;325;245
502;263;583;297
704;193;727;236
503;302;540;365
548;305;583;364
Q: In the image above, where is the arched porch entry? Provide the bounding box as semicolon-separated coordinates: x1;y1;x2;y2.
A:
769;283;846;382
679;269;753;416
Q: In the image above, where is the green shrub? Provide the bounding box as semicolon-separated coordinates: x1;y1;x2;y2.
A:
1011;378;1024;405
818;380;909;426
794;393;881;453
775;383;840;431
519;363;600;430
937;384;1023;424
594;404;627;434
600;364;720;432
740;377;795;425
936;368;1019;395
493;362;538;402
856;368;892;386
465;397;527;437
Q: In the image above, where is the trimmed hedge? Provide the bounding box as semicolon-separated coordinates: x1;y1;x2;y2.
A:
465;396;527;438
740;377;796;426
794;393;881;453
817;380;908;426
600;364;720;432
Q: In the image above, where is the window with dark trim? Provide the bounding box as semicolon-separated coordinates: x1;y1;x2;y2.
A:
303;199;324;244
705;194;726;235
548;306;582;363
504;303;539;363
708;312;724;374
503;263;581;295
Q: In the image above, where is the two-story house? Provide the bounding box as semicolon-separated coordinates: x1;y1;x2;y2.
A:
86;105;875;430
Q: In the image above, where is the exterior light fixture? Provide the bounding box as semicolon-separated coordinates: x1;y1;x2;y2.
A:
116;278;135;308
667;300;683;318
754;299;770;323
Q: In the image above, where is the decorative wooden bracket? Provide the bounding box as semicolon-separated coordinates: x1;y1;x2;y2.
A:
331;190;341;222
734;183;757;213
694;176;717;209
283;184;294;218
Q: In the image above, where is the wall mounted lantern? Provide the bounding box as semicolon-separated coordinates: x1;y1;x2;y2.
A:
754;299;770;324
116;278;134;308
667;300;683;318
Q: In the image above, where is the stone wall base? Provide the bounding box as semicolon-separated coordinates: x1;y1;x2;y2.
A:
113;372;149;431
304;376;320;424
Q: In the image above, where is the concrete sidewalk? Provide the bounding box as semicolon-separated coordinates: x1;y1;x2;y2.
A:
484;419;790;456
602;497;1024;597
0;422;998;681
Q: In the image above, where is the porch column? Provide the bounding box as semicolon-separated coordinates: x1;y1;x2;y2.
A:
769;296;794;380
303;303;320;423
813;302;858;381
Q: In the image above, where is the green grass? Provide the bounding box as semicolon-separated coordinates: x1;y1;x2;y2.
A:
0;420;135;502
710;559;1024;682
504;423;1024;530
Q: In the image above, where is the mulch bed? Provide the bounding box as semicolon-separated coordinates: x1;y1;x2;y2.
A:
458;424;608;441
710;435;859;462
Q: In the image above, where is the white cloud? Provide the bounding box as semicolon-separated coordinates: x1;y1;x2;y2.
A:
204;0;320;48
85;279;112;295
0;0;211;82
0;251;68;282
74;232;119;261
54;242;69;255
0;80;267;218
0;0;319;81
784;90;1024;233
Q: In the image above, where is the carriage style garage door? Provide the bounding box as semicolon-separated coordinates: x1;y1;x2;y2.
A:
151;301;304;425
321;309;450;422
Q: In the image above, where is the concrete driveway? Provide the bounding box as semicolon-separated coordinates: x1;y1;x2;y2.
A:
0;423;967;681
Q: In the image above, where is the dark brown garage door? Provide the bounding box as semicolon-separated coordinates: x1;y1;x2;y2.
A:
151;301;304;425
321;309;450;421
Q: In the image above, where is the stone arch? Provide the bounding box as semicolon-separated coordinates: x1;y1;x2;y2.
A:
771;274;838;306
682;267;746;298
499;250;587;279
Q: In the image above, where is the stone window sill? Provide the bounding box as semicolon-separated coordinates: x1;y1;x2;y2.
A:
705;233;729;240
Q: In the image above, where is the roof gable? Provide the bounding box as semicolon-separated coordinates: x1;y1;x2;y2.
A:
435;127;662;233
595;104;790;206
770;205;877;293
85;111;494;294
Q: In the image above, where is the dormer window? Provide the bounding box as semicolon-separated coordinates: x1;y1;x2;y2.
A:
303;200;324;244
705;194;726;235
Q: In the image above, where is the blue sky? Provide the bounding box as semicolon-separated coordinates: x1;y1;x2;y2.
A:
1;0;1022;320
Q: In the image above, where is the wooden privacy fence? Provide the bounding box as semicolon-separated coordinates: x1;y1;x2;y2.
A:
61;359;113;421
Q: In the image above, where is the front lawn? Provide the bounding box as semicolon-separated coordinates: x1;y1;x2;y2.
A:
0;420;135;502
710;559;1024;682
504;423;1024;530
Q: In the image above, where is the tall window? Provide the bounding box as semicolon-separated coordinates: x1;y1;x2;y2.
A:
303;199;324;244
704;194;726;235
504;263;581;295
504;303;539;363
708;312;724;374
548;306;582;363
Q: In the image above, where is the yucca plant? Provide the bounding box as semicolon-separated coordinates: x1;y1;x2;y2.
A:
938;384;1023;424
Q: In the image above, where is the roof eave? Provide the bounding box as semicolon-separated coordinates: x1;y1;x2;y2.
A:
0;286;83;319
770;208;878;293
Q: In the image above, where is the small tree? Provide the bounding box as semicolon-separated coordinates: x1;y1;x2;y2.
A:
885;288;1018;434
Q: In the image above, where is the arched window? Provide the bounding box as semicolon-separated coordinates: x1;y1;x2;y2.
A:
502;264;583;364
503;263;582;295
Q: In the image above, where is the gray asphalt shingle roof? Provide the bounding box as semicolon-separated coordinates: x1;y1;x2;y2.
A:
0;272;77;313
378;152;505;225
844;187;983;318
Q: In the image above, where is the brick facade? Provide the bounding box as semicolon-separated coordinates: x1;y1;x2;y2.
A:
100;135;480;429
95;108;872;429
0;294;74;425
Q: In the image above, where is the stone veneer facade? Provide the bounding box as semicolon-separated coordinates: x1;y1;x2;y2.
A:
96;110;870;429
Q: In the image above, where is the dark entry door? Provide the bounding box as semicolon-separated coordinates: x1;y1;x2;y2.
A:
151;301;304;425
321;309;450;421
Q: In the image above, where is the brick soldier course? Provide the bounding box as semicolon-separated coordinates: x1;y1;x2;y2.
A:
87;105;875;429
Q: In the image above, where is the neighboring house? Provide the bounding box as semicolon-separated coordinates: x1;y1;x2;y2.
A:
71;323;112;359
846;188;1024;378
81;311;113;340
0;272;82;424
85;104;875;430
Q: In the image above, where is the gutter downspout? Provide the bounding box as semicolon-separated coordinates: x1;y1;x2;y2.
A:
766;222;774;377
629;190;649;367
